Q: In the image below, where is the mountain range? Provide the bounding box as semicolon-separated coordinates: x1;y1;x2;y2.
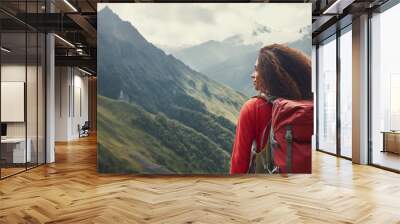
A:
97;7;247;174
172;24;312;96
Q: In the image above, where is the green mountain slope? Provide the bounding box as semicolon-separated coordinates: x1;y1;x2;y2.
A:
98;96;230;174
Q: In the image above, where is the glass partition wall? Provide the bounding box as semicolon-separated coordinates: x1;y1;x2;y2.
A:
317;35;337;155
316;0;400;172
0;31;27;177
370;2;400;171
316;25;353;159
0;2;46;179
339;26;352;159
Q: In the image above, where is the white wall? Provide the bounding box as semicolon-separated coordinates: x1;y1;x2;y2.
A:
55;67;89;141
72;73;89;138
55;66;69;141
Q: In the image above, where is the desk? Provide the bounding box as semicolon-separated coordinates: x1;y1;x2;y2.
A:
382;131;400;154
1;138;31;163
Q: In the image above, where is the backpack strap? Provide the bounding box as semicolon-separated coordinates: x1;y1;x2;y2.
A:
248;119;280;174
247;94;279;174
252;93;278;103
265;127;279;174
285;125;293;173
266;95;278;103
247;140;257;173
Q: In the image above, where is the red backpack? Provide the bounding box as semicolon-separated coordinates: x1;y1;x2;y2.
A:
248;96;313;174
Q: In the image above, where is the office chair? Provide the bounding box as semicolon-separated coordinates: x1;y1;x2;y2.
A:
79;121;90;138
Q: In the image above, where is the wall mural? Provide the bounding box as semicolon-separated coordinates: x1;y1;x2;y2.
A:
97;3;312;174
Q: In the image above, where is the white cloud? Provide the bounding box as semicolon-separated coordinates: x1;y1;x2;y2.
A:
98;3;311;49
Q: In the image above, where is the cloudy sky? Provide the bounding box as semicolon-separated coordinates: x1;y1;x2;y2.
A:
98;3;311;50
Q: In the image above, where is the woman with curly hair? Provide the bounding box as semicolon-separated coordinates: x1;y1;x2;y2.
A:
230;44;312;174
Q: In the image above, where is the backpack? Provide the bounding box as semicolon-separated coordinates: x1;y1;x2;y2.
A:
248;95;313;174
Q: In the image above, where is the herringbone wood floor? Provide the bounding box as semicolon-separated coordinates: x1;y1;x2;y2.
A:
1;135;400;224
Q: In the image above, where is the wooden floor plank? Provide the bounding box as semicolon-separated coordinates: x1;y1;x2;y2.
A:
0;134;399;223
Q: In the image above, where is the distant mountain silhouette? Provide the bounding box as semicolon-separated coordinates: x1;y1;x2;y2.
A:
172;39;261;73
202;51;259;97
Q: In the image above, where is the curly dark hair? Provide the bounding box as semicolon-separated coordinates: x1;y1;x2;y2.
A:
257;44;312;100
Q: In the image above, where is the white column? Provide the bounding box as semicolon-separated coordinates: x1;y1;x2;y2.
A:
45;0;56;164
46;32;55;163
352;14;369;164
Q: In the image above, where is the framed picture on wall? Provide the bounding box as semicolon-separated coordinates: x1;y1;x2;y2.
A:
97;3;313;174
1;81;25;123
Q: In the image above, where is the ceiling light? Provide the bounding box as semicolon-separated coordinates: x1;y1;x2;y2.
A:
63;0;78;12
322;0;350;15
76;48;85;55
1;47;11;53
54;34;75;48
78;67;92;76
323;0;341;14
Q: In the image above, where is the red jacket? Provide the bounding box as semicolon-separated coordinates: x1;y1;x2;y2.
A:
230;97;272;174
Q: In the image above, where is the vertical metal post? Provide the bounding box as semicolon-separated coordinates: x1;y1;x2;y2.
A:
0;21;2;179
36;0;39;167
367;10;373;165
336;28;341;157
316;44;320;151
25;0;28;171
